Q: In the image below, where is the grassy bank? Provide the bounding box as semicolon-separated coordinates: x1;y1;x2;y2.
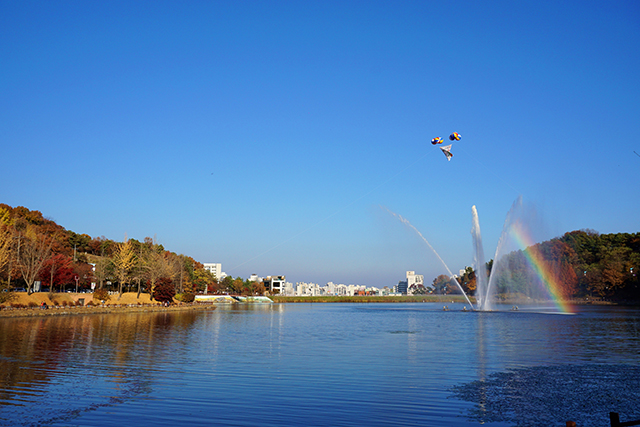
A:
2;291;161;307
0;292;216;318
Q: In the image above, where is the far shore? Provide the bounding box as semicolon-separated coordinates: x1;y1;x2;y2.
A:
1;292;627;319
269;294;622;305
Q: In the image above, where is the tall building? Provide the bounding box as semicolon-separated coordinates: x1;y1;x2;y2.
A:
203;263;224;280
397;280;408;295
398;271;425;295
406;271;424;287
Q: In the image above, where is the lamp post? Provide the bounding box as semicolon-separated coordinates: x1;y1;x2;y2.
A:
75;276;79;293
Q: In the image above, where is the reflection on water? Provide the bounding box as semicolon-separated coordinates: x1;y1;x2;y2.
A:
0;304;638;427
0;311;201;425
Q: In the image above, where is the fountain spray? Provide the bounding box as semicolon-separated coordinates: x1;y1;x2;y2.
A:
385;207;475;309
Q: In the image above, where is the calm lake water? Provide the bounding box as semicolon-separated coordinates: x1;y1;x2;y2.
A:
0;303;639;427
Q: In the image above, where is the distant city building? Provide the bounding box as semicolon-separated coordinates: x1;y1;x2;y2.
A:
406;271;425;295
203;263;225;280
283;282;295;296
397;271;424;295
264;275;285;294
296;282;319;296
397;280;408;295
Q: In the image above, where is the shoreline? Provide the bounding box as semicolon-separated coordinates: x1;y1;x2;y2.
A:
0;291;218;318
1;293;631;319
0;302;217;318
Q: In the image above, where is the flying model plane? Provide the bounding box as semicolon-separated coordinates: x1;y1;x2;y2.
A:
440;144;453;161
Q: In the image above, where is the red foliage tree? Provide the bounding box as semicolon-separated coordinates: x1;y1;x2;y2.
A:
40;254;75;292
152;277;175;303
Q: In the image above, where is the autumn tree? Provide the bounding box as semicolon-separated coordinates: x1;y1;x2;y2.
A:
459;266;477;295
153;277;175;303
17;226;53;294
600;247;632;296
432;274;454;294
220;276;234;293
111;237;137;296
232;277;244;294
73;261;95;291
40;253;75;292
241;279;264;296
0;226;12;278
141;247;173;299
191;267;216;294
93;256;113;289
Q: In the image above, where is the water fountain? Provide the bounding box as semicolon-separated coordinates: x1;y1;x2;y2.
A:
388;196;545;311
473;196;553;311
385;208;475;309
471;205;488;311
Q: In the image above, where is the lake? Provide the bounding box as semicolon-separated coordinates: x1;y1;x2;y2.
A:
0;303;639;427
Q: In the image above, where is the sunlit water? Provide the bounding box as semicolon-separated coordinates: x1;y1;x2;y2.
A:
0;303;639;427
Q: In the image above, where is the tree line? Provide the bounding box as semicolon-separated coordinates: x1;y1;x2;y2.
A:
0;204;266;301
430;229;640;301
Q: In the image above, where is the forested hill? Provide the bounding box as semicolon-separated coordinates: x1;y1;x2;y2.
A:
484;230;640;301
0;204;218;295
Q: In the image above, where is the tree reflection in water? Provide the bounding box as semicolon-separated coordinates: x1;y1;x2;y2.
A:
0;311;201;426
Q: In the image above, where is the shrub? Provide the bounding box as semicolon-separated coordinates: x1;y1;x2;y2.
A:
181;292;195;303
28;302;37;308
0;291;17;305
93;288;110;303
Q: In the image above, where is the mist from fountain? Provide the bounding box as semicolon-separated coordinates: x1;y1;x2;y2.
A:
480;196;525;311
474;196;548;311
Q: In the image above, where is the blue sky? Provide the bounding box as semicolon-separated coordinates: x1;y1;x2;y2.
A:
2;0;639;287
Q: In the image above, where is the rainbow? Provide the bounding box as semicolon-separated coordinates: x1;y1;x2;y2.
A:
510;222;574;314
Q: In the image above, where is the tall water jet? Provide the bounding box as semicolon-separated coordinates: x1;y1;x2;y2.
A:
385;207;475;309
484;196;524;310
471;206;489;311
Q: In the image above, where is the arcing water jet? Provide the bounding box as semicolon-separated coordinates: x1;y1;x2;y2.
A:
385;207;475;309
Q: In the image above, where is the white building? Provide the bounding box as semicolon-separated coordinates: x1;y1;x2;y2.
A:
406;270;425;295
296;282;319;296
203;263;225;280
264;275;285;294
282;282;295;296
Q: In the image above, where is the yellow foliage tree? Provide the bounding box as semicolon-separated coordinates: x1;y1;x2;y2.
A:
111;236;137;297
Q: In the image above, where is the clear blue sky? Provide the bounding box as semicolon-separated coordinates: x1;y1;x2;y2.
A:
2;0;639;287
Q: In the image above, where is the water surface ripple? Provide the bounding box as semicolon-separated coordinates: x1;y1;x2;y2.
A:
0;303;638;426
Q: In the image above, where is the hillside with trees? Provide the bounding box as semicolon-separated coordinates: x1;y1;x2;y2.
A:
0;204;231;301
453;230;640;302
